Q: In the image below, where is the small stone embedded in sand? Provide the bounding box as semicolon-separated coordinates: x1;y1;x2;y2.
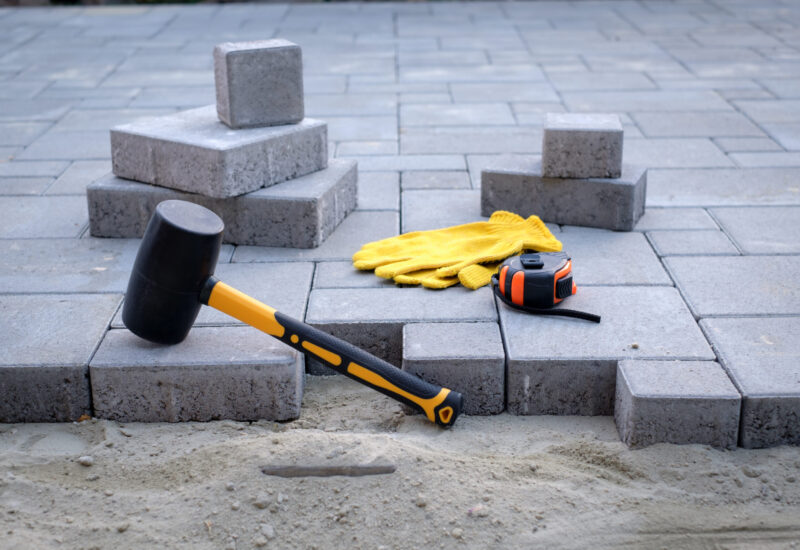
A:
86;474;99;481
415;493;427;508
77;456;94;467
276;493;288;504
451;527;464;539
742;465;762;478
104;490;114;497
253;495;270;509
260;523;275;539
253;535;268;547
468;504;488;517
225;482;235;491
117;523;129;533
231;502;240;511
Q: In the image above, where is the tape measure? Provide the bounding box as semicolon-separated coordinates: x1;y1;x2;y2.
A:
491;252;601;323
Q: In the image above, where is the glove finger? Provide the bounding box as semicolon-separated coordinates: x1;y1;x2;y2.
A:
457;262;502;290
375;257;449;279
352;252;412;271
435;240;523;277
393;269;459;289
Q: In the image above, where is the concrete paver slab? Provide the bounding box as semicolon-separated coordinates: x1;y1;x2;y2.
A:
90;326;303;422
711;206;800;254
313;261;395;289
633;208;718;231
402;189;483;232
500;286;715;415
647;168;800;206
403;322;505;415
357;171;399;211
648;230;739;256
701;317;800;448
615;360;741;449
666;256;800;316
45;160;111;195
401;171;470;190
0;293;121;422
542;113;623;179
0;177;53;196
0;196;87;238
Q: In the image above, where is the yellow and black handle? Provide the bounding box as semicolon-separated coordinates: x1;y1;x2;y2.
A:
200;277;463;427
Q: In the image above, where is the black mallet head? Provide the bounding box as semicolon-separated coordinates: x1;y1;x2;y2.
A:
122;200;224;345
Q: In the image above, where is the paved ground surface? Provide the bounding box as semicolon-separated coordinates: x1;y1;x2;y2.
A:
1;0;800;449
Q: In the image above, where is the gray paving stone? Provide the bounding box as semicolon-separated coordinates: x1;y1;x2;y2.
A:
399;64;547;83
0;122;50;146
401;126;542;155
313;261;395;289
563;90;732;112
110;106;328;198
89;159;357;248
710;206;800;254
398;92;452;104
0;177;53;196
713;137;783;153
0;196;87;238
501;286;715;416
129;86;215;109
90;326;303;422
481;157;647;231
214;39;304;129
19;130;110;160
666;256;800;316
647;230;739;256
729;152;800;167
759;123;800;151
233;210;398;263
0;160;69;178
467;153;537;188
401;103;515;126
759;78;800;98
0;293;122;422
401;171;471;190
701;317;800;448
648;168;800;207
45;160;111;195
547;71;654;91
402;189;483;233
336;141;397;156
449;82;558;103
326;116;397;141
633;112;765;138
101;70;213;88
615;360;741;448
624;138;733;168
634;208;718;231
357;171;398;211
542;113;623;179
50;108;174;133
734;99;800;123
307;94;396;117
403;322;505;415
558;227;671;285
0;99;72;122
345;155;465;172
305;286;496;369
112;262;314;329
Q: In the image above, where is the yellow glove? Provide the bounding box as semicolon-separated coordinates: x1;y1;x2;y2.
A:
352;211;562;289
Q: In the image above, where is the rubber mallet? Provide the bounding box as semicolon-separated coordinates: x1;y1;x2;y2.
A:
122;200;463;427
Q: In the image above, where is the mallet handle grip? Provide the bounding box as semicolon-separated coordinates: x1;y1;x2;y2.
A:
201;278;463;427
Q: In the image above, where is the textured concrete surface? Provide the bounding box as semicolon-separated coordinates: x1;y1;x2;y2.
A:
89;159;357;247
542;113;623;178
615;360;741;449
403;322;505;415
214;39;304;129
111;106;327;198
90;326;303;422
2;1;799;445
0;294;122;422
702;317;800;448
481;158;646;231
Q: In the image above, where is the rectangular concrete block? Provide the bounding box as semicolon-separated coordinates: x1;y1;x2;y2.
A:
0;294;122;422
701;317;800;449
90;326;304;422
501;286;715;416
614;360;741;449
542;113;623;179
305;286;497;373
214;39;304;129
89;159;357;248
110;105;327;198
481;157;646;231
403;322;505;415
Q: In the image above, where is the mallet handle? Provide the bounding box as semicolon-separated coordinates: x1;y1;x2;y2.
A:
201;277;463;427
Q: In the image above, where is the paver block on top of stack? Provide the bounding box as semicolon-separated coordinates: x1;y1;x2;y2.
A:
614;360;741;449
90;326;304;422
403;322;505;416
88;159;357;248
481;157;646;231
110;105;328;199
542;113;623;179
214;39;304;129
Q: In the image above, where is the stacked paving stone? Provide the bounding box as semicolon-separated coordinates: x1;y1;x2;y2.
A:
87;39;357;248
481;113;646;231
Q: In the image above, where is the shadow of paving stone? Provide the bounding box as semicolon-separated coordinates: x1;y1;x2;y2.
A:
701;317;800;448
0;293;122;422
